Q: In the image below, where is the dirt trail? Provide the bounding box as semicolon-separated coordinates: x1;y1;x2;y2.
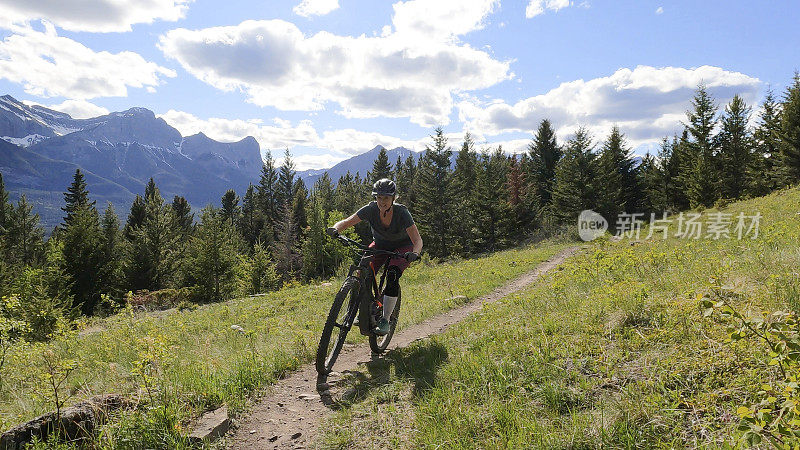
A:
226;246;579;449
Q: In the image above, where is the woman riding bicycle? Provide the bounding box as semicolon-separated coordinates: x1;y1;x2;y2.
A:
326;178;423;336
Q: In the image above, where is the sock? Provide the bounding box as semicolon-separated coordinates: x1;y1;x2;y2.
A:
382;295;397;320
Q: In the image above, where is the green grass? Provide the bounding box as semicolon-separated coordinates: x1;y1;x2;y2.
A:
319;186;800;449
0;238;571;447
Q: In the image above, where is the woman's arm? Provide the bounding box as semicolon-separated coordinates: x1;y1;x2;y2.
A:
332;212;361;232
406;224;423;254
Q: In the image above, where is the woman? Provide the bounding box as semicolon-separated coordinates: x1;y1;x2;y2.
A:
326;178;423;335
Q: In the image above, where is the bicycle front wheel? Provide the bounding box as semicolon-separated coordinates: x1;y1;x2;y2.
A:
316;277;360;375
369;286;401;354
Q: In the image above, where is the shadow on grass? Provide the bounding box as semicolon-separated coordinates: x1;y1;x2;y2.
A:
317;340;449;410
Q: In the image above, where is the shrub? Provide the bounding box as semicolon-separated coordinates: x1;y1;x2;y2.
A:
701;282;800;447
2;267;71;341
125;287;199;310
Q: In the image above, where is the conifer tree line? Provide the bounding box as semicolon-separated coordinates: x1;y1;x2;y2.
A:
1;73;799;340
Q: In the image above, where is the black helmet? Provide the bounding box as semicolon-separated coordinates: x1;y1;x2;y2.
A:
372;178;397;196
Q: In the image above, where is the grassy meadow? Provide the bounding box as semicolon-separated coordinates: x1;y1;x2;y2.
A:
0;238;570;448
319;187;800;449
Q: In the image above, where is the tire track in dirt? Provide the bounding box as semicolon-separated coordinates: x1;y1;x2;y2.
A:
226;246;579;449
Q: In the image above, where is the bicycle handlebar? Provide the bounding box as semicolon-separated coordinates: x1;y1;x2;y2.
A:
334;234;408;259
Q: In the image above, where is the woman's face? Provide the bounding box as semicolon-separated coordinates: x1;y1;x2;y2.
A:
376;194;393;210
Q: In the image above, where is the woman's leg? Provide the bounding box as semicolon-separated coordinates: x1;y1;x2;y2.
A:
381;244;413;320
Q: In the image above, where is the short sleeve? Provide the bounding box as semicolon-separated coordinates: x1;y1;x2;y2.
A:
399;206;414;229
356;203;374;222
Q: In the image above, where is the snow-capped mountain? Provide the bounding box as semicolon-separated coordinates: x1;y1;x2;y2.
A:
0;95;263;229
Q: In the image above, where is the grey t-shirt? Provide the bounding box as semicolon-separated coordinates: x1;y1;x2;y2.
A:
356;202;414;248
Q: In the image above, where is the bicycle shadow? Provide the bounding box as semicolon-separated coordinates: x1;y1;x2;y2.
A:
317;339;449;410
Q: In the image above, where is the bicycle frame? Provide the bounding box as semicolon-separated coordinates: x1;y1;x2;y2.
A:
337;235;405;335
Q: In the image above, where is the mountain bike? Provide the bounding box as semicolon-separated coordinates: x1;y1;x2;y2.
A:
315;235;407;375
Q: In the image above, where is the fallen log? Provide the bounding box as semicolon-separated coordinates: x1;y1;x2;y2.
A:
1;394;131;450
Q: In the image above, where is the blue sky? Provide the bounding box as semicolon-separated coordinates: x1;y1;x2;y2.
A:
0;0;798;169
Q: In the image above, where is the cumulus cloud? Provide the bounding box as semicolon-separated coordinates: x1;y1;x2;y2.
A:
391;0;499;41
159;110;422;169
160;110;319;150
293;0;339;17
458;65;761;148
0;0;192;33
0;24;175;99
158;1;511;127
42;99;110;119
526;0;571;18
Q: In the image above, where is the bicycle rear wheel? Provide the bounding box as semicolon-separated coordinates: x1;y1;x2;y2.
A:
316;277;360;375
369;287;401;354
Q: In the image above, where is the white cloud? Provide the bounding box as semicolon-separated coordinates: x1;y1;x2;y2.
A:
158;1;511;127
159;110;422;169
0;0;192;33
160;110;319;150
291;153;347;171
526;0;572;18
656;6;664;14
293;0;339;17
42;99;110;119
458;65;761;148
0;25;175;99
391;0;499;42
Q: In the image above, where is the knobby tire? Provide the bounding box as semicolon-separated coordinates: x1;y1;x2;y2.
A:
316;277;359;375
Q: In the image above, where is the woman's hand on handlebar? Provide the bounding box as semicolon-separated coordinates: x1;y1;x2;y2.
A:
326;227;340;238
404;252;419;262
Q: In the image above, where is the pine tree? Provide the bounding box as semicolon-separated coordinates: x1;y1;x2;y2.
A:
61;202;104;315
525;119;562;209
472;147;511;251
292;178;308;239
221;189;240;226
668;131;692;210
370;147;392;182
277;149;296;211
414;127;453;257
0;173;12;236
640;139;672;213
239;184;262;248
247;242;279;294
685;84;720;207
716;95;752;200
303;199;352;279
124;195;147;240
448;134;478;255
62;169;95;227
596;126;637;226
506;154;528;235
395;155;417;211
171;195;194;235
551;128;598;223
271;201;300;279
334;172;359;215
257;150;280;242
188;207;240;302
0;173;11;263
144;177;159;202
126;183;181;291
100;203;124;301
7;195;45;266
749;90;782;196
779;72;800;185
311;173;335;219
